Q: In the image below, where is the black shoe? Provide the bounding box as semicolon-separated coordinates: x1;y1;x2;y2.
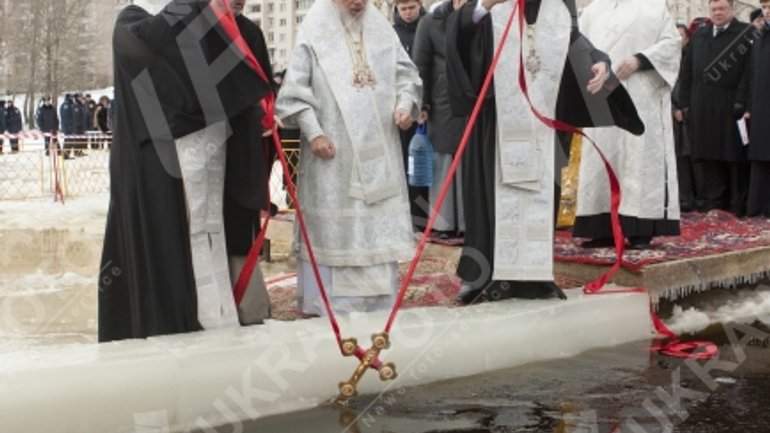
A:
431;230;454;240
485;281;568;301
628;236;652;250
456;288;485;306
680;202;694;212
581;237;615;248
484;281;512;302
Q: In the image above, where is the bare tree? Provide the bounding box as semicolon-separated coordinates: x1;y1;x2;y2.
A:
3;0;92;128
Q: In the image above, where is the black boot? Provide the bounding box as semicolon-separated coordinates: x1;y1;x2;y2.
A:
486;281;567;301
628;236;652;250
456;287;485;306
580;237;615;248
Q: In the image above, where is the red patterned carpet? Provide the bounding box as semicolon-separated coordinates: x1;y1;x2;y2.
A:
555;210;770;271
267;257;582;321
267;269;462;321
263;211;770;320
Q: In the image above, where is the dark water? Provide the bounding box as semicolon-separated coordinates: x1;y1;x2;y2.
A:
228;322;770;433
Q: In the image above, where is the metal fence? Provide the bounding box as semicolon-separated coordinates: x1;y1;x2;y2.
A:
0;140;301;208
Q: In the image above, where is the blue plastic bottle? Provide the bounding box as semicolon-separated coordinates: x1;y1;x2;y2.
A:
408;123;433;187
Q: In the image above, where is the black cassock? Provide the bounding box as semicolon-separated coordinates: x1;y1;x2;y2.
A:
746;26;770;217
99;1;269;342
445;0;643;298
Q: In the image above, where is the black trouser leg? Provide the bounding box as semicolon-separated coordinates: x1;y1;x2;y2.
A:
695;160;729;211
729;161;750;216
676;155;696;210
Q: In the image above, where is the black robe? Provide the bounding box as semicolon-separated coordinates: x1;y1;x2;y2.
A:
680;19;753;162
99;1;268;342
445;0;643;286
224;15;275;255
746;26;770;217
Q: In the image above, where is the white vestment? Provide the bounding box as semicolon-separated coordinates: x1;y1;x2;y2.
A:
275;0;422;314
576;0;681;222
175;121;239;329
488;0;571;281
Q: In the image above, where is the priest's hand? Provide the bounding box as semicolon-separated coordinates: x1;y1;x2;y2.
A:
262;116;284;137
744;112;751;120
310;135;335;160
587;62;609;95
673;109;684;123
615;56;641;81
417;109;429;125
394;108;414;130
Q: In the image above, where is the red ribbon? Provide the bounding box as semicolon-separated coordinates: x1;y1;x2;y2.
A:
209;0;275;130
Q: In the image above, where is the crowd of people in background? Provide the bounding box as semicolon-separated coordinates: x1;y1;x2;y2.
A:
0;92;112;156
392;0;770;239
674;1;770;218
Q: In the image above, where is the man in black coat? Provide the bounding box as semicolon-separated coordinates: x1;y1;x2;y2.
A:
71;93;88;155
412;0;468;238
36;96;60;155
745;0;770;217
679;0;754;215
4;101;22;153
59;94;74;158
222;0;275;324
0;100;5;154
393;0;428;231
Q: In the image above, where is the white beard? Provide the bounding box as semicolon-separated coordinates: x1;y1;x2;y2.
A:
133;0;168;14
337;6;364;33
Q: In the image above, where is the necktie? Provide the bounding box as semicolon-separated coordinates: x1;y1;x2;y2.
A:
715;26;726;37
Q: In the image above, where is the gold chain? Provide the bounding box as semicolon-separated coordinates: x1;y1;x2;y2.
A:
341;17;377;89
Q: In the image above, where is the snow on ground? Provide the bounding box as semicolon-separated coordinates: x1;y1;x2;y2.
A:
667;287;770;334
0;194;109;234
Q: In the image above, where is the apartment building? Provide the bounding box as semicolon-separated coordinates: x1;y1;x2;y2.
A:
244;0;313;73
576;0;760;25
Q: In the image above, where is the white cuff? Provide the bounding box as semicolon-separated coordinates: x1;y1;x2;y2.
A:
472;0;490;24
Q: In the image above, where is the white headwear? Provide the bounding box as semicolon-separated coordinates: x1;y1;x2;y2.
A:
132;0;168;14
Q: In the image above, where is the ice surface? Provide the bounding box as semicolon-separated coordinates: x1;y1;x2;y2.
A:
0;288;653;433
